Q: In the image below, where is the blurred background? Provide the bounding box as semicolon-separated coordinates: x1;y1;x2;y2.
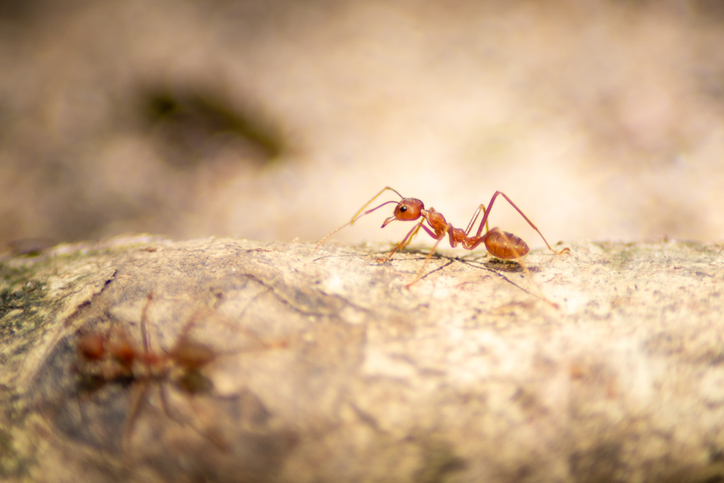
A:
1;0;723;251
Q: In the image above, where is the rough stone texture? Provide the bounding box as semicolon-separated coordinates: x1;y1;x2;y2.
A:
1;236;723;482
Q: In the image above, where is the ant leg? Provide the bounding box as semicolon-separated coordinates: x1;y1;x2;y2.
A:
120;292;156;454
173;308;205;343
123;379;150;454
313;187;404;254
490;230;559;309
463;204;490;236
474;192;569;255
377;220;448;287
312;221;352;254
140;292;154;354
377;219;427;262
405;230;448;289
399;222;424;250
154;381;229;451
185;397;231;452
350;186;404;223
312;200;401;254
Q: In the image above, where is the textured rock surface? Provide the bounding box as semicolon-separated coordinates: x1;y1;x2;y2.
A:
1;236;723;482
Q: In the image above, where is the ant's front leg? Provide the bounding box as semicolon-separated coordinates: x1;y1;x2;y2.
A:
377;220;449;288
400;223;424;250
377;219;430;262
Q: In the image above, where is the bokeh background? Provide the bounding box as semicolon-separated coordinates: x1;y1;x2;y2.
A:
2;0;724;251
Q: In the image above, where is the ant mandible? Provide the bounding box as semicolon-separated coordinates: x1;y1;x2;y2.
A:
314;186;569;287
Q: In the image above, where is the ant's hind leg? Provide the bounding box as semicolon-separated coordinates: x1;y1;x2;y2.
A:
464;204;489;236
474;192;569;256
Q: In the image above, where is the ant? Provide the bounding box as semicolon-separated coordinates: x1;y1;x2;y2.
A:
314;186;569;288
73;292;271;453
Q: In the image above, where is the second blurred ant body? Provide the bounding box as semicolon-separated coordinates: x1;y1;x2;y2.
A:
74;293;238;452
76;293;217;387
315;187;569;287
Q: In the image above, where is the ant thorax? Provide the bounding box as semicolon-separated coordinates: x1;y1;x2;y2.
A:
424;208;447;226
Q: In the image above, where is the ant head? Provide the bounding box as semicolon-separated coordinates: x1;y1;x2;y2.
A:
170;338;216;370
76;332;107;361
382;198;424;227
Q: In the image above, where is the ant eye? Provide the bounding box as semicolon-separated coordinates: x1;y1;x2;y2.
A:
399;206;407;213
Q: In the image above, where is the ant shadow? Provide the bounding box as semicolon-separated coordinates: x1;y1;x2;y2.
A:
387;247;549;300
313;242;555;305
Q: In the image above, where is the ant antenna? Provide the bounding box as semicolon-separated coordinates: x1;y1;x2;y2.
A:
312;187;404;254
349;186;404;224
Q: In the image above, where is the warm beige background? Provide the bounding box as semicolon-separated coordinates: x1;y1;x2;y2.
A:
2;0;723;249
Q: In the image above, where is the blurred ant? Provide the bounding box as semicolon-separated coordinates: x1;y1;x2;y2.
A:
314;187;569;288
74;292;274;452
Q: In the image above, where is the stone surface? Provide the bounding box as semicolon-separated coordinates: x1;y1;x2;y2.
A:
1;236;723;482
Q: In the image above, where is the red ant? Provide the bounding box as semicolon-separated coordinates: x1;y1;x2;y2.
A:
314;186;569;288
74;292;271;453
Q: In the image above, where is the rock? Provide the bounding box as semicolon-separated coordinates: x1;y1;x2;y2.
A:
1;236;723;482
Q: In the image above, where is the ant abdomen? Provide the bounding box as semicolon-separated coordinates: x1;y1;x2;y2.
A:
484;228;530;260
